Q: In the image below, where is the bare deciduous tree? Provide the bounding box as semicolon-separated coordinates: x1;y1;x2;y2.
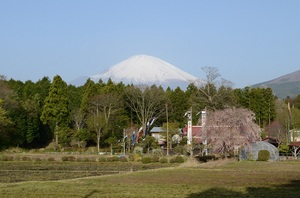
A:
194;67;236;110
201;108;261;155
125;85;166;137
88;93;122;152
265;121;285;143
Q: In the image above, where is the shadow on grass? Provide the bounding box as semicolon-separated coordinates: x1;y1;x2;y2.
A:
187;180;300;198
83;190;99;198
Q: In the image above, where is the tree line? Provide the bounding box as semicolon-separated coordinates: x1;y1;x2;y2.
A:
1;67;299;151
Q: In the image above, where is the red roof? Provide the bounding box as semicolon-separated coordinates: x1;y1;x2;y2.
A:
182;126;203;144
182;126;202;136
289;141;300;147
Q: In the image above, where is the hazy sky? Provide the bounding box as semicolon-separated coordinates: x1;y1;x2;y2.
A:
1;0;299;88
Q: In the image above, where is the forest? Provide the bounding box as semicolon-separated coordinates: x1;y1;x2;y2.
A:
1;68;300;152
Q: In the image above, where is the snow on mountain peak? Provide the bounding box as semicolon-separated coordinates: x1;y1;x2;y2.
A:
90;55;203;89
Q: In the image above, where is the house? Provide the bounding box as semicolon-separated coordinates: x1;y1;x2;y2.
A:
181;125;203;144
149;127;182;146
150;127;165;145
262;137;280;148
288;129;300;142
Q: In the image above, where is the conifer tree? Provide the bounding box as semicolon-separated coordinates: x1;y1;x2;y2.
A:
0;99;12;127
41;75;69;145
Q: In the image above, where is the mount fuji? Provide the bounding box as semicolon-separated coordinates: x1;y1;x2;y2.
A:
72;55;203;89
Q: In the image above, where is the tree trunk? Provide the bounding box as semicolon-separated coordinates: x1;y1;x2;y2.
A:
110;143;113;156
97;128;101;153
55;122;59;146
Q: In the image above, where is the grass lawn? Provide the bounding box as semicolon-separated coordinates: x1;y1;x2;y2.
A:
0;159;299;198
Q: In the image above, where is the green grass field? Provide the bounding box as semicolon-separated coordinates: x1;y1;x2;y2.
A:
0;159;299;198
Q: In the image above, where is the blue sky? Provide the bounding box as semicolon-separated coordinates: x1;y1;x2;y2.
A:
1;0;299;88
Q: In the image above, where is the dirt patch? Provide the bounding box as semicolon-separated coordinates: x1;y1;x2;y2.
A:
196;158;236;168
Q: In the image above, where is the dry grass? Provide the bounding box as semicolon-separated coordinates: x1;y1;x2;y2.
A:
0;159;299;198
179;157;236;168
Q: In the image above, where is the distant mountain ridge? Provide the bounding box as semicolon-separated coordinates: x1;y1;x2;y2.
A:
251;70;300;99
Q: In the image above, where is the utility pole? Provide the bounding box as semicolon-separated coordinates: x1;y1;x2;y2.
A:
123;128;126;156
185;108;193;156
166;103;169;156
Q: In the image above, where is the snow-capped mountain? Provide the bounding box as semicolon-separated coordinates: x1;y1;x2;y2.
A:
89;55;203;89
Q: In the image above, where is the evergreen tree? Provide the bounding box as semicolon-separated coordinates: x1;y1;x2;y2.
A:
0;99;14;149
234;87;251;108
40;75;69;145
80;79;97;116
0;99;12;127
263;88;276;126
167;87;188;127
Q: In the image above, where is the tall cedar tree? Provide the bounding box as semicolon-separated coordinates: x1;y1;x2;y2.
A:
41;75;69;145
166;87;189;127
234;87;276;128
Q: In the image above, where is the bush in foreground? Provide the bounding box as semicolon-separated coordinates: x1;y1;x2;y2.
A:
151;155;160;162
47;157;55;162
159;157;168;163
170;155;185;163
0;155;9;161
141;156;152;164
257;150;270;161
97;156;107;162
106;156;119;162
61;156;76;161
119;156;128;162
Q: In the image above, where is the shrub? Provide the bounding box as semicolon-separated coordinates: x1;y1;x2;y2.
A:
106;156;119;162
119;156;128;162
170;155;185;163
13;156;21;161
47;157;55;162
129;154;142;162
127;154;134;161
0;155;14;161
81;158;90;162
151;148;162;156
159;157;168;163
257;150;270;161
45;142;60;151
173;145;185;155
76;158;82;162
133;146;143;154
196;155;216;162
97;156;107;162
61;156;76;161
0;155;8;161
67;156;76;161
141;156;152;164
33;157;42;162
151;155;160;162
7;156;14;161
61;156;68;161
21;156;31;161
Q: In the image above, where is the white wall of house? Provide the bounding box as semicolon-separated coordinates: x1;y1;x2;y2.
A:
151;133;164;140
289;129;300;142
150;127;165;141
